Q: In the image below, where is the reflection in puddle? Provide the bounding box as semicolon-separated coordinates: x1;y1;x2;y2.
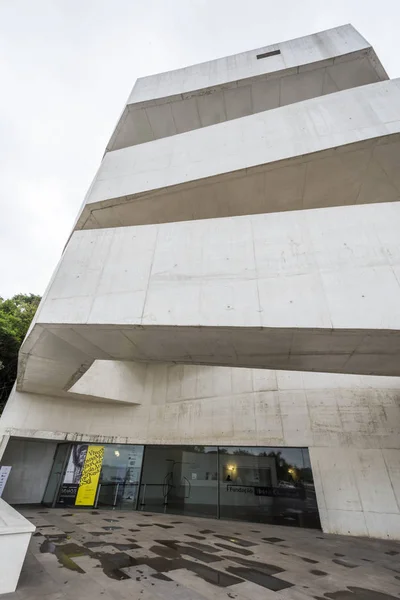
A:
226;566;292;592
214;542;253;556
40;540;135;580
220;555;284;575
214;535;257;547
333;558;358;568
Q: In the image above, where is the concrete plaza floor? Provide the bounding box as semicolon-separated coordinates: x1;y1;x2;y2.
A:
4;507;400;600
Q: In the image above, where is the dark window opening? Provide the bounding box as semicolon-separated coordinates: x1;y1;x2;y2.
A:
256;49;281;60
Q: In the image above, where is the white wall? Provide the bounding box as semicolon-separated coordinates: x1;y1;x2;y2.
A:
1;439;57;504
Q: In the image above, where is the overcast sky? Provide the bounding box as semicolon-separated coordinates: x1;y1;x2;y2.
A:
0;0;399;299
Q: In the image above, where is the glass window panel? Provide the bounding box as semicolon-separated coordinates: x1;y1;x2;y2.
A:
139;445;218;518
98;444;144;509
218;446;320;529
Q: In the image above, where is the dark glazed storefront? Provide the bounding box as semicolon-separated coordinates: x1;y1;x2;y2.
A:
43;444;320;529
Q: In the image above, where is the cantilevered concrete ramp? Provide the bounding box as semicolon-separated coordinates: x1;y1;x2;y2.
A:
18;200;400;399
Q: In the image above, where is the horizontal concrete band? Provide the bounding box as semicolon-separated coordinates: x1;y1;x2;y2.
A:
77;79;400;231
108;25;387;150
128;25;377;106
18;201;400;398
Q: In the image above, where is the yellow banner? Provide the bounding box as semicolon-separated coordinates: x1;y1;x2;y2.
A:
75;445;104;506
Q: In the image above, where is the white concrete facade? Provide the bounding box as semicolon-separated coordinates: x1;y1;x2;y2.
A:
1;24;400;541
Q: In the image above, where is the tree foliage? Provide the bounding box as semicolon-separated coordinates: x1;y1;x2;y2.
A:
0;294;41;411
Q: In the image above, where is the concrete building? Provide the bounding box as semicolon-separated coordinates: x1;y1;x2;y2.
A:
1;24;400;539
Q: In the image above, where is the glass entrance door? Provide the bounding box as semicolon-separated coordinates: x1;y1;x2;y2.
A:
42;443;71;506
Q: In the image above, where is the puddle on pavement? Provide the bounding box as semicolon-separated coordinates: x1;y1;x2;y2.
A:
310;569;328;576
226;566;293;592
150;545;181;559
186;541;220;553
214;535;257;547
151;572;173;582
40;540;135;580
84;541;108;548
154;523;174;529
262;537;285;543
89;531;112;536
333;558;358;568
185;534;206;540
385;550;399;556
301;556;319;564
132;553;243;587
155;539;222;564
40;541;86;574
178;545;222;564
103;518;119;523
44;534;69;542
111;543;141;551
220;555;284;576
215;543;253;556
324;588;399;600
199;529;214;534
102;526;123;530
188;562;243;587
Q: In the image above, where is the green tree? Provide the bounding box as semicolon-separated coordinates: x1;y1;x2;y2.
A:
0;294;41;412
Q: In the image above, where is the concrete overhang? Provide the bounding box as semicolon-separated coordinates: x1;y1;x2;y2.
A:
18;201;400;401
106;24;388;151
75;79;400;232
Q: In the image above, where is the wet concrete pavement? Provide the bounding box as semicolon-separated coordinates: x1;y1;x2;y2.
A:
4;507;400;600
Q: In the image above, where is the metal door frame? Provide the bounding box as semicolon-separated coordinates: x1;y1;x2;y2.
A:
41;442;72;507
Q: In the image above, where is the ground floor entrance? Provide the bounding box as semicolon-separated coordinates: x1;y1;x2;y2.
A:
42;443;320;529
